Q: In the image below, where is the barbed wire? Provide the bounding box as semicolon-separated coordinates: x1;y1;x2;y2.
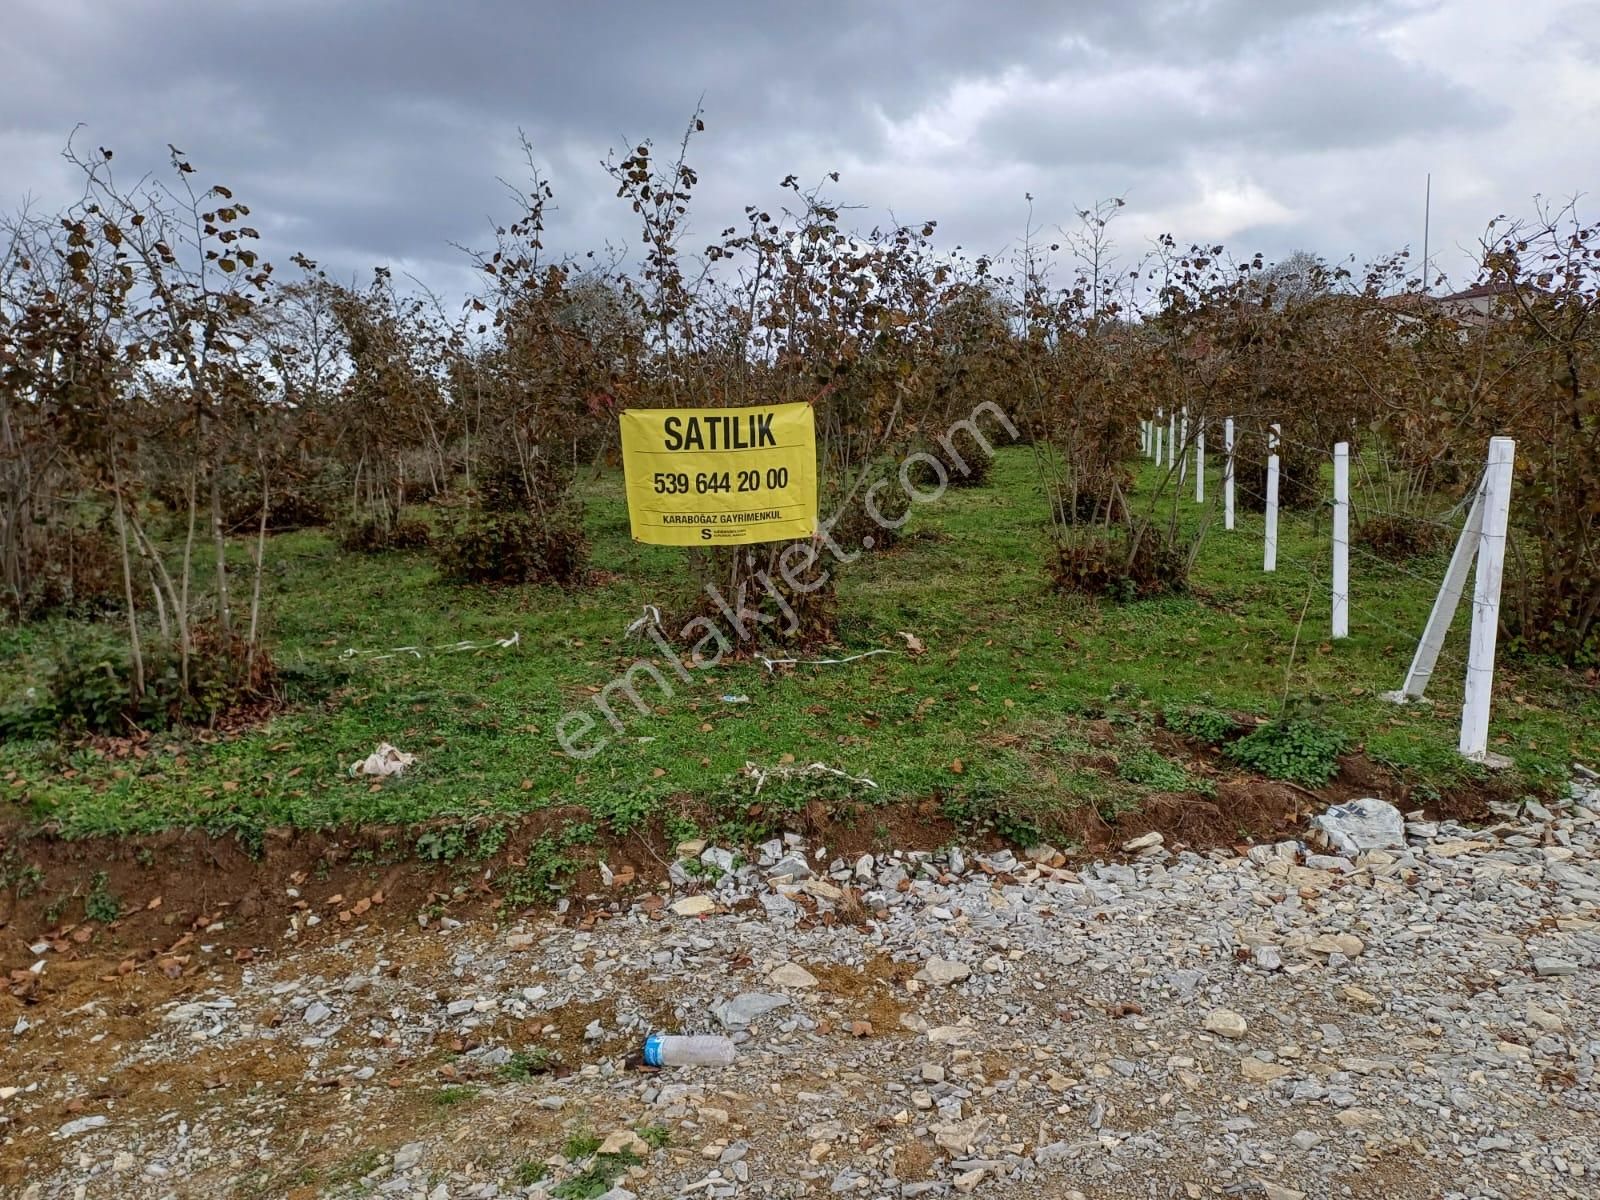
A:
1218;475;1474;675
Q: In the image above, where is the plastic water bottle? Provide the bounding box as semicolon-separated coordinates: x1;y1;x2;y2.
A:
643;1033;736;1067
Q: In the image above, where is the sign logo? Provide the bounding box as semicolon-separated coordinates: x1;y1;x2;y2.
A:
619;402;818;546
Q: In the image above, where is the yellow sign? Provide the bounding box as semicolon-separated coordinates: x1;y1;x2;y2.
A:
619;402;818;545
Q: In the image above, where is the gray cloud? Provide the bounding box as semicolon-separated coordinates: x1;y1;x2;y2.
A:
0;0;1591;297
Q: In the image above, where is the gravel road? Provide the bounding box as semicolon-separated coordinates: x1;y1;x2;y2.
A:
4;779;1598;1200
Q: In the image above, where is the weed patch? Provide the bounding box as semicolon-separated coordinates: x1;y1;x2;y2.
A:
429;1085;480;1108
84;871;121;923
500;1047;562;1080
1228;716;1349;787
1162;703;1238;745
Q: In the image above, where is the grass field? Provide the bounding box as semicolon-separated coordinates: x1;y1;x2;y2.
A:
1;447;1595;850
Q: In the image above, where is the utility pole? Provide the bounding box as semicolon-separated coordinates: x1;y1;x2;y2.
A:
1421;173;1431;294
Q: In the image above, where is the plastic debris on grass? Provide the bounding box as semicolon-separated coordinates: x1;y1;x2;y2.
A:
755;648;895;672
743;759;878;794
340;632;519;661
625;604;664;639
349;743;418;778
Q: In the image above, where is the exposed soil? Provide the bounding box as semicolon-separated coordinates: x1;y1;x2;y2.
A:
0;748;1506;987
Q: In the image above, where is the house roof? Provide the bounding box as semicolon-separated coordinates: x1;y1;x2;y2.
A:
1435;281;1520;303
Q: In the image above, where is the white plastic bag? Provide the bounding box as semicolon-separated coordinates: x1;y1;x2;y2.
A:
1310;797;1404;857
349;743;416;778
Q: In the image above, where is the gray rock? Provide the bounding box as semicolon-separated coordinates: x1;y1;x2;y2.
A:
767;855;813;882
915;958;972;986
55;1115;108;1138
1533;957;1580;977
701;846;736;874
1033;1140;1073;1165
392;1143;425;1173
1204;1009;1248;1039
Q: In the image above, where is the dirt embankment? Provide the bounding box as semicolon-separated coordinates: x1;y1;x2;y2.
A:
1;745;1500;989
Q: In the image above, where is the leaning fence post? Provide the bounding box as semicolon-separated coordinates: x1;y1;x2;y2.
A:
1224;417;1235;530
1459;437;1515;761
1332;441;1349;639
1386;478;1485;702
1264;443;1280;572
1195;426;1205;503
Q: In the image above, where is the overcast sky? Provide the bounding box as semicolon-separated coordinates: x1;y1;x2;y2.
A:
4;0;1596;302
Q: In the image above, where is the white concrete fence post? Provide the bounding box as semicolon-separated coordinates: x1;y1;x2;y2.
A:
1195;425;1205;504
1168;409;1177;468
1179;407;1189;486
1459;437;1516;760
1264;443;1280;573
1223;417;1235;531
1332;441;1349;639
1383;436;1516;763
1154;421;1163;467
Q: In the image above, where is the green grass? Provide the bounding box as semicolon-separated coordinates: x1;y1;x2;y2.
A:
83;870;122;922
636;1124;671;1150
551;1153;642;1199
500;1047;562;1080
428;1085;480;1109
1;448;1595;845
561;1131;603;1161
